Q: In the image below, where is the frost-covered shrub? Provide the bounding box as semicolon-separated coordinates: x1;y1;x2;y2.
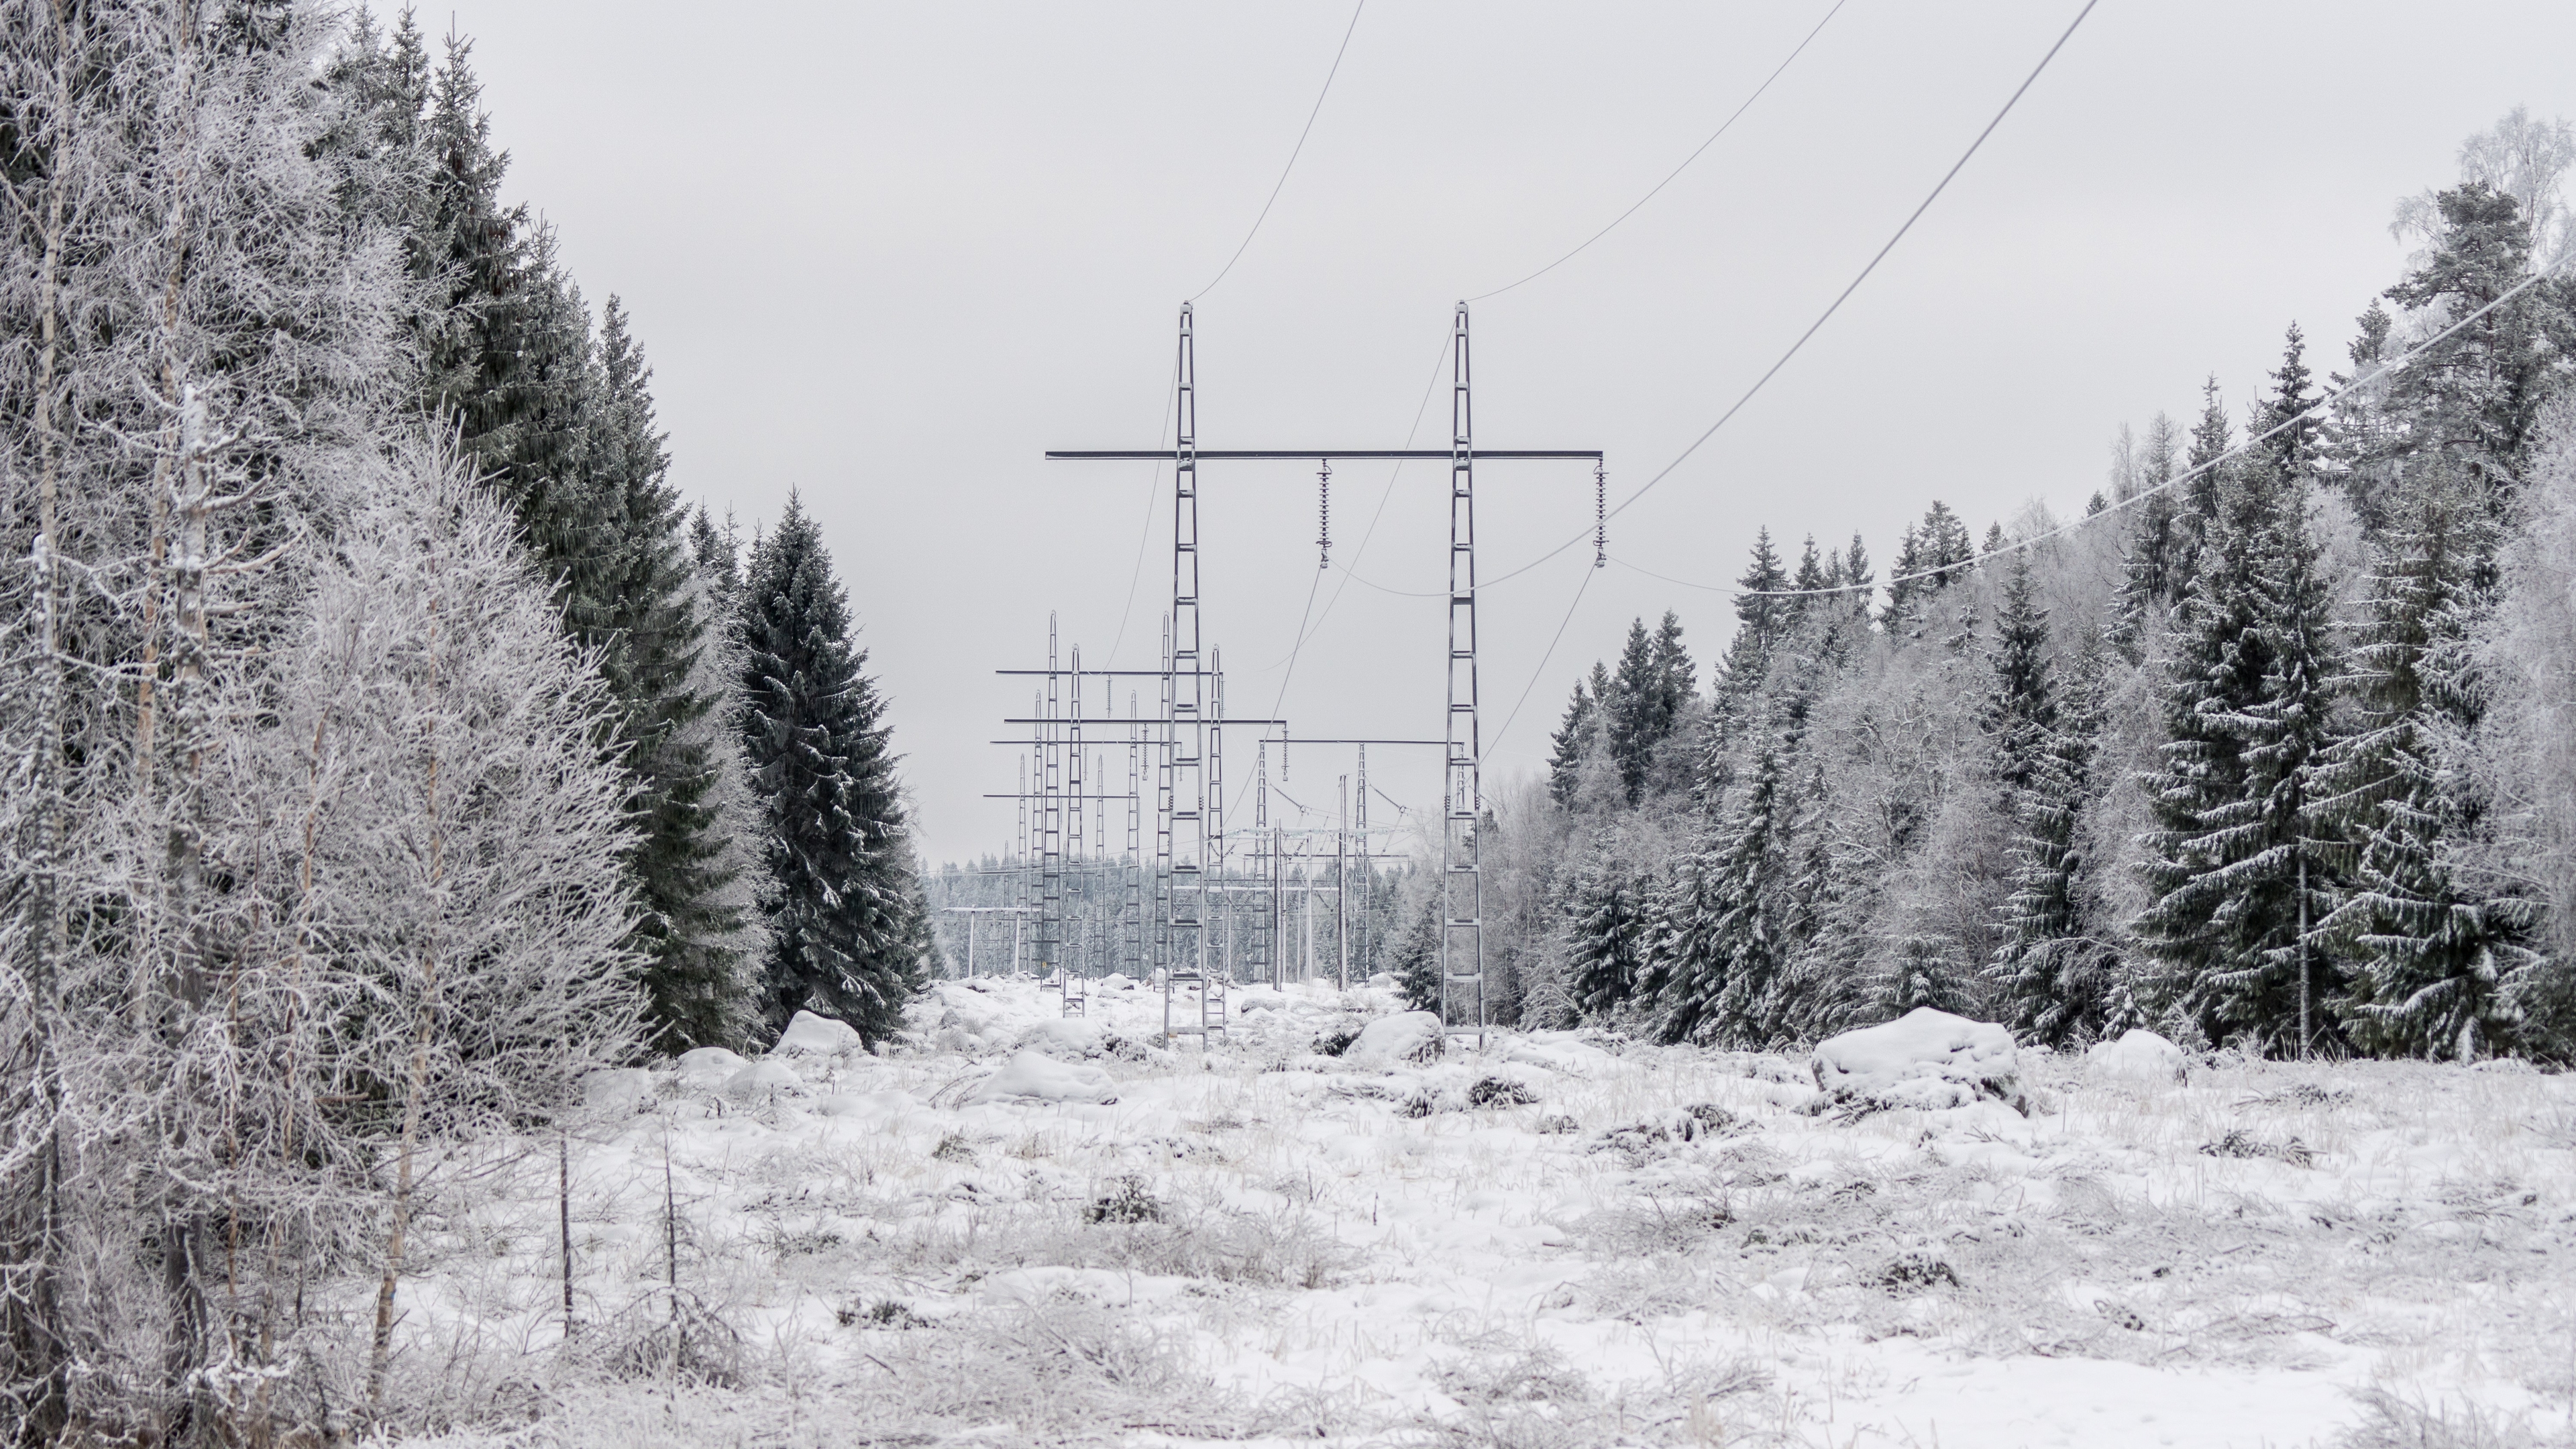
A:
1083;1174;1165;1225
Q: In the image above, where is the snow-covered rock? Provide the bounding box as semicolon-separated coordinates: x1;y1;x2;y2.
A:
773;1010;863;1056
1811;1008;2024;1115
723;1060;803;1100
1016;1016;1108;1058
962;1049;1120;1105
2085;1028;2188;1086
582;1067;657;1117
1344;1010;1444;1069
1233;987;1294;1014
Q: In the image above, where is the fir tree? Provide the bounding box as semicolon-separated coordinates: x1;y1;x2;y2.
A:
738;495;922;1041
1992;617;2118;1045
1646;610;1695;743
1648;750;1792;1046
584;300;758;1051
1564;844;1648;1015
2382;180;2571;498
1389;888;1443;1012
1546;680;1593;808
1715;530;1790;698
2315;484;2538;1057
1606;618;1658;804
2135;458;2343;1055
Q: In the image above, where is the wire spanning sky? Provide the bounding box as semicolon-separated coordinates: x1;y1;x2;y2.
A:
446;0;2576;863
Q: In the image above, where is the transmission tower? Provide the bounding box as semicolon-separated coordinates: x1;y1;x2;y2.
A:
1044;303;1597;1040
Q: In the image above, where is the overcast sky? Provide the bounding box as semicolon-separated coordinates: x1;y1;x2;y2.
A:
445;0;2574;863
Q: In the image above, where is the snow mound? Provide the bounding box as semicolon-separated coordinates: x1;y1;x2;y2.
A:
2086;1028;2188;1086
581;1067;657;1117
675;1046;747;1085
1232;987;1294;1014
723;1060;803;1100
1343;1010;1444;1069
1811;1008;2024;1115
773;1010;863;1056
1503;1033;1613;1074
1016;1016;1109;1058
963;1050;1120;1106
816;1089;915;1120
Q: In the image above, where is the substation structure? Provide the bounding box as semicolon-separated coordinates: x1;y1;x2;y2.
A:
1018;301;1599;1042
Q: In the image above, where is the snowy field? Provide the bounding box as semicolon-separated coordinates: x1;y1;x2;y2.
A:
395;977;2576;1448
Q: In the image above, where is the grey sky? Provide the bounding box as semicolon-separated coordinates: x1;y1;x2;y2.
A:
447;0;2576;863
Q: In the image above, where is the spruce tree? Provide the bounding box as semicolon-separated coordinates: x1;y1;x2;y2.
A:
2316;484;2537;1057
1646;610;1694;743
1389;888;1443;1012
1648;750;1792;1046
737;495;922;1040
2382;181;2570;498
584;300;758;1051
1564;844;1647;1016
1606;618;1658;804
2135;455;2342;1055
1546;680;1593;808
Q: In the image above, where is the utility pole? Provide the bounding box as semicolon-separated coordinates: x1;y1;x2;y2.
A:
1442;303;1484;1041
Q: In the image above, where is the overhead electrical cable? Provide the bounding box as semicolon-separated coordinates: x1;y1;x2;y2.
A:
1259;328;1454;668
1189;0;1368;301
1636;254;2573;601
1104;356;1179;667
1475;0;2100;592
1466;0;1851;303
1485;560;1599;758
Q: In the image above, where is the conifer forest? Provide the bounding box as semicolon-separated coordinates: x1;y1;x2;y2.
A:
5;3;2576;1446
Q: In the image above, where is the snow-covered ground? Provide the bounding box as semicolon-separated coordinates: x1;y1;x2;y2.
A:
399;977;2576;1448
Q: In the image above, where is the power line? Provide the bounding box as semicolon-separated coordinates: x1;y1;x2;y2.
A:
1486;559;1599;758
1643;254;2573;600
1104;355;1179;667
1189;0;1368;301
1466;0;1852;303
1477;0;2101;592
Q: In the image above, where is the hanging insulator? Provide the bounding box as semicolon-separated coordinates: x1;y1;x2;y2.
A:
1317;458;1332;570
1593;460;1607;569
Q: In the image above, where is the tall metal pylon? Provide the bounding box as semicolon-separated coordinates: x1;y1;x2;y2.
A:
1062;643;1087;1016
1356;744;1371;977
1251;741;1271;987
1126;691;1143;979
1040;622;1063;985
1163;303;1222;1037
1442;302;1484;1038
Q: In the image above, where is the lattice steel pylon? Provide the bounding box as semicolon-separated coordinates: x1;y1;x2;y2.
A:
1250;741;1271;987
1040;622;1063;987
1062;644;1087;1016
1163;303;1223;1039
1442;302;1485;1040
1126;690;1143;979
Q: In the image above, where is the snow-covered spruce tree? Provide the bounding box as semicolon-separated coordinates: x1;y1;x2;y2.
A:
2383;179;2575;501
579;298;763;1051
1647;749;1794;1047
1563;837;1648;1016
1604;617;1658;805
1546;679;1595;808
738;494;923;1040
2315;481;2534;1059
1992;625;2121;1044
1388;879;1442;1012
2135;437;2344;1056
